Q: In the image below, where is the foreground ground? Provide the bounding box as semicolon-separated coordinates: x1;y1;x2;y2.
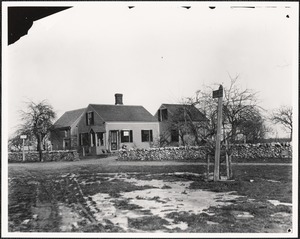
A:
8;157;293;233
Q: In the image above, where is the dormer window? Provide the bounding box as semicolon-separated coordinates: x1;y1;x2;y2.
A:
86;112;94;126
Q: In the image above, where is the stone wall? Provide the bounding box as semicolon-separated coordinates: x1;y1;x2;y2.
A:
230;142;292;159
118;146;208;161
118;143;292;161
8;150;80;163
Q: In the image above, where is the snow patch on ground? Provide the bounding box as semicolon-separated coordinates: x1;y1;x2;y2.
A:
231;210;254;219
268;200;292;207
58;203;83;232
83;173;242;231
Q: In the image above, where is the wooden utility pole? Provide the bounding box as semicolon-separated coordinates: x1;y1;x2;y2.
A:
212;85;223;181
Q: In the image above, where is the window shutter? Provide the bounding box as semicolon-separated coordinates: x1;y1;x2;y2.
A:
150;130;153;142
86;113;88;125
130;130;133;142
120;130;124;143
91;112;94;125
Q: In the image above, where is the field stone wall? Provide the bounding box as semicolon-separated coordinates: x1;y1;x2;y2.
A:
118;143;292;161
230;143;292;159
118;146;208;161
8;150;80;163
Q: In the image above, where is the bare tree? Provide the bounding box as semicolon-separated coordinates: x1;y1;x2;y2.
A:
223;74;261;142
270;105;293;140
187;90;218;141
188;74;266;144
18;100;56;161
162;104;209;146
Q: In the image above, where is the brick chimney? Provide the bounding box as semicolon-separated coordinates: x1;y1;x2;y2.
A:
115;93;123;105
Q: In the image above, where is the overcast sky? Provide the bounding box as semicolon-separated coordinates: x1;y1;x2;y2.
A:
4;2;299;138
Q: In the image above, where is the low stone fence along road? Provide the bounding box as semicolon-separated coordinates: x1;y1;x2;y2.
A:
118;143;292;161
8;150;79;163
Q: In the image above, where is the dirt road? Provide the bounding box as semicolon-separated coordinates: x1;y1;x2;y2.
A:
8;155;292;171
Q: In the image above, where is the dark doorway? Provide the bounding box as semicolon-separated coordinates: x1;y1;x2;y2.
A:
110;131;118;150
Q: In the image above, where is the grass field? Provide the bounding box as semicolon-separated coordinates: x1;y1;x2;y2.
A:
7;157;293;233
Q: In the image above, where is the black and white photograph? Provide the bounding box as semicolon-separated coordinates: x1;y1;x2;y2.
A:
1;1;299;237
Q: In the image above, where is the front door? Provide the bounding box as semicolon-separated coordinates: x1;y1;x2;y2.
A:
110;131;118;151
63;139;71;150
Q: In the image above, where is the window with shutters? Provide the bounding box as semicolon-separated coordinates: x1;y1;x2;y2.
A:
121;130;133;143
86;112;94;125
141;130;153;142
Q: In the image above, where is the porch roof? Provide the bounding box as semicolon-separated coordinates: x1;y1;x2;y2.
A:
80;125;106;133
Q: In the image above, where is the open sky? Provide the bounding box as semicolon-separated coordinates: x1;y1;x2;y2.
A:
4;2;298;138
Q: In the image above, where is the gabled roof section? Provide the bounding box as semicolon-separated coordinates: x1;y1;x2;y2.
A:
53;108;85;128
90;104;157;122
160;103;207;121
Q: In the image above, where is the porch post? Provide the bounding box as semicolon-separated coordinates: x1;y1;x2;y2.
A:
118;130;121;150
90;133;93;146
95;132;98;147
103;133;106;147
108;131;111;151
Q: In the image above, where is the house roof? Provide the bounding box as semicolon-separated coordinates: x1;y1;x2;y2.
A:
159;103;207;121
90;104;157;122
53;108;85;128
